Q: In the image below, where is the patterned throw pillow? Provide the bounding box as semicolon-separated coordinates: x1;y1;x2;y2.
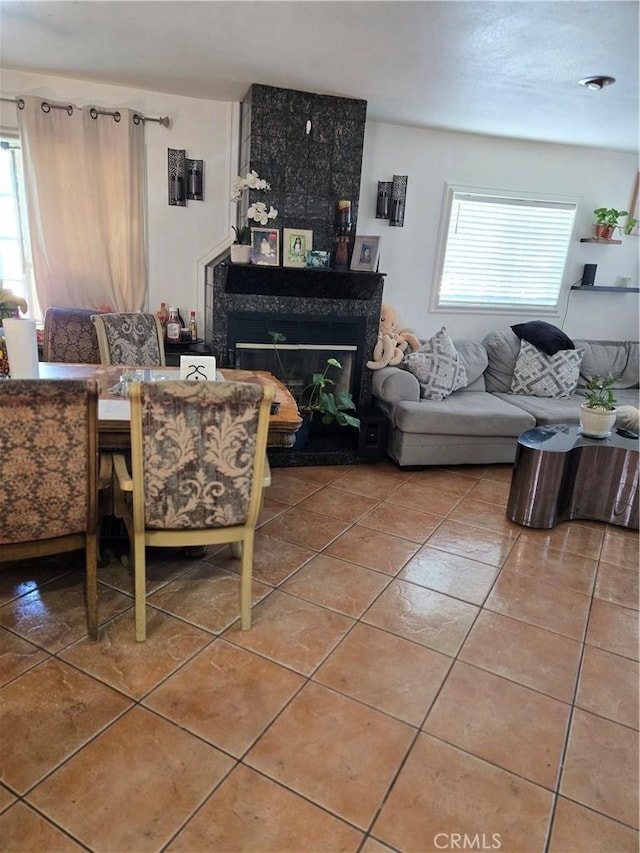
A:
402;327;468;401
510;340;583;398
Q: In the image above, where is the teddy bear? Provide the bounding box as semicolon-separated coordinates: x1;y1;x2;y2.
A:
366;303;420;370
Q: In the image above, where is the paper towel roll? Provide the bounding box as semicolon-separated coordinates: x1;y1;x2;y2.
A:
3;318;39;378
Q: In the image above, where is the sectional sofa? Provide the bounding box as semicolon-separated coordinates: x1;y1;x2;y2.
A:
372;328;639;467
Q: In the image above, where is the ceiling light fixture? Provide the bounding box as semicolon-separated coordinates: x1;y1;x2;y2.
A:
578;76;616;91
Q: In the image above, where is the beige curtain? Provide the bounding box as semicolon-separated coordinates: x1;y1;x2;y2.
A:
17;96;147;312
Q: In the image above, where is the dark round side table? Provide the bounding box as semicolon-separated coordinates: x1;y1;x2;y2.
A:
507;424;639;530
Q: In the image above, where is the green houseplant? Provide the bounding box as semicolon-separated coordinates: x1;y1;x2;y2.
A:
580;375;617;438
592;207;638;239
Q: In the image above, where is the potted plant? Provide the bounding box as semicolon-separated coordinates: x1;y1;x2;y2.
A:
294;357;360;449
579;375;617;438
592;207;638;240
230;170;277;263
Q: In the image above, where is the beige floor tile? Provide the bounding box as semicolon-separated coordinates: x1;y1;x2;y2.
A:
600;526;639;570
59;608;212;699
330;468;402;499
357;501;442;543
484;570;591;640
98;548;199;596
315;622;451;725
0;658;131;793
147;563;272;634
448;497;522;535
0;557;71;606
0;802;84;851
0;574;132;653
144;640;304;756
279;465;350;485
266;471;323;505
517;522;604;560
257;496;290;525
586;598;639;660
409;469;478;497
372;733;553;853
324;527;420;575
245;681;414;830
0;627;48;687
595;560;639;609
460;610;581;702
504;539;597;595
281;554;391;617
207;532;315;586
549;796;639;852
481;465;514;484
28;706;234;852
576;646;639;729
362;579;478;656
297;485;379;522
446;464;487;479
167;763;363;852
361;837;398;852
423;520;519;568
386;481;463;517
0;784;16;814
467;476;512;507
561;708;639;828
424;661;571;788
223;589;353;674
399;546;500;605
259;506;351;550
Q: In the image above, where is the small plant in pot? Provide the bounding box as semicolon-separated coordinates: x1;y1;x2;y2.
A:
295;358;360;450
579;375;617;438
592;207;637;240
230;170;277;264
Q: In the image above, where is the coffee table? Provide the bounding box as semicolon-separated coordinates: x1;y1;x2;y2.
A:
507;424;639;530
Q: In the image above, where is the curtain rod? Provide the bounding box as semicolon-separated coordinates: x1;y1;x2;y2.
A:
0;96;170;127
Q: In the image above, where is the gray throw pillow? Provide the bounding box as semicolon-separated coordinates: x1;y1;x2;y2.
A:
402;327;468;401
510;340;583;398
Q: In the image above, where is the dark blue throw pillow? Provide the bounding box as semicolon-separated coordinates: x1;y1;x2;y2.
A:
511;321;575;356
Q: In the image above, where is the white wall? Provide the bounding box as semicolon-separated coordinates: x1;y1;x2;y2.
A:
0;68;235;323
358;122;639;342
2;68;638;343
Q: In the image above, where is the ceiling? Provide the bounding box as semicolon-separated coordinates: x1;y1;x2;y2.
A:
1;0;638;152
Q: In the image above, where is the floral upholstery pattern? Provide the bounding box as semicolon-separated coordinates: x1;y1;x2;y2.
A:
43;307;102;363
0;380;96;543
92;313;164;366
140;381;264;529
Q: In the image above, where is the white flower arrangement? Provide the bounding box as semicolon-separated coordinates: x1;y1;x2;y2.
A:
231;170;278;243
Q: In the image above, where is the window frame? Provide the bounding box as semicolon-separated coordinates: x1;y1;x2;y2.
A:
430;183;579;316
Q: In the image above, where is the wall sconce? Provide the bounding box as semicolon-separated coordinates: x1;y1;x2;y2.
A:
389;175;408;227
168;149;204;206
376;181;392;219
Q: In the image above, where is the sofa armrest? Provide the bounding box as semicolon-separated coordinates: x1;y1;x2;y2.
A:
371;366;420;404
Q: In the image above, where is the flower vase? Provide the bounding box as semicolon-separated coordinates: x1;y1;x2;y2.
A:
230;244;251;264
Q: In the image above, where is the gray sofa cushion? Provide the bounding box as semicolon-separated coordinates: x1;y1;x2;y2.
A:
510;340;583;398
493;392;587;425
454;340;488;387
391;391;536;436
482;329;522;392
575;340;640;389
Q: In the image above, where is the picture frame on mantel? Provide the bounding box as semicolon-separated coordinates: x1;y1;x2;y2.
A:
283;228;313;268
351;236;380;272
250;228;280;266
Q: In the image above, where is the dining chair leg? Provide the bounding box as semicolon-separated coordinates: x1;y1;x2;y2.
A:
240;532;254;630
133;531;147;642
85;537;99;642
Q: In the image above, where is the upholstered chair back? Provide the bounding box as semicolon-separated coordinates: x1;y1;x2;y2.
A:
92;312;166;366
0;379;101;640
43;307;101;363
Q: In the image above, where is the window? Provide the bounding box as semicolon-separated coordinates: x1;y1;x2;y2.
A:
0;137;37;317
433;185;577;314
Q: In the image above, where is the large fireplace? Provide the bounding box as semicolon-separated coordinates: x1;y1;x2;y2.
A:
204;261;384;410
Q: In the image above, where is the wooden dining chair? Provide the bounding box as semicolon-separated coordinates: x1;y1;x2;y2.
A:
91;312;166;366
112;379;274;641
43;307;102;363
0;379;103;640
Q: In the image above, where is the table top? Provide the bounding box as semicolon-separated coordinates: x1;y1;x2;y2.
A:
518;423;639;453
38;363;302;445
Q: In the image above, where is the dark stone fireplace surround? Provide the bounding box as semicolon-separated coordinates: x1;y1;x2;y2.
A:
204;261;384;409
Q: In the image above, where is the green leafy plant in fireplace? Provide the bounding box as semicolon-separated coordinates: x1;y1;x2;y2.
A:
583;375;617;411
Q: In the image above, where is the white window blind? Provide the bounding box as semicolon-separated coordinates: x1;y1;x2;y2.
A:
434;189;577;312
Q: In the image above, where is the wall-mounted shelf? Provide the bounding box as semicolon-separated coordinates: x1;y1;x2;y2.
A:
579;237;622;245
571;285;639;293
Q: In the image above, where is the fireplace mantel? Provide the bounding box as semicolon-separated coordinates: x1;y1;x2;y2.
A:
224;263;384;299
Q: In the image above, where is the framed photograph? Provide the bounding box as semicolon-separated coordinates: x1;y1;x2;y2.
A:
283;228;313;268
350;236;380;272
250;228;280;266
306;250;331;269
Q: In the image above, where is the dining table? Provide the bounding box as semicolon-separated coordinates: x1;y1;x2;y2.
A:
37;363;302;449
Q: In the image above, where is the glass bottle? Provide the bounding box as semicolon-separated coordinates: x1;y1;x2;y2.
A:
166;308;181;342
156;302;170;338
188;310;198;341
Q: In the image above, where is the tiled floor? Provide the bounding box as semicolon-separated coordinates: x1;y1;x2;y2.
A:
1;461;638;852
